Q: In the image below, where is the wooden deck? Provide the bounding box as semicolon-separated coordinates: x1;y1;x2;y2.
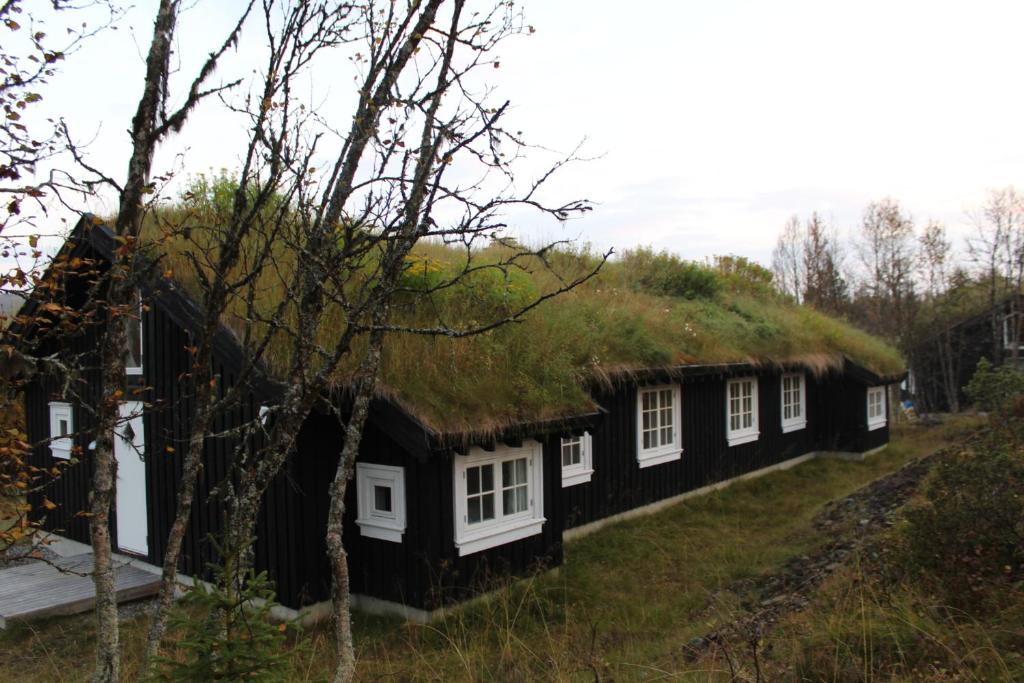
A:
0;554;161;628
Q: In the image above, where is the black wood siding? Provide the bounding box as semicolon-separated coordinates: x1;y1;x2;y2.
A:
561;370;887;530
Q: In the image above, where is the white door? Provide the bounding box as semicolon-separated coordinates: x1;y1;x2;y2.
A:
114;401;148;556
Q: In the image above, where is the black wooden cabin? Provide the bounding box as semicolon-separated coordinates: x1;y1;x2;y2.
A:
909;297;1023;412
19;218;902;619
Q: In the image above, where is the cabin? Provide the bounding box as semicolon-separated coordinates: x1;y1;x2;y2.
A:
16;217;904;621
909;296;1022;413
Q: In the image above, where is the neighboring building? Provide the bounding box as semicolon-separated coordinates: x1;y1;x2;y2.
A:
909;296;1022;413
16;217;904;621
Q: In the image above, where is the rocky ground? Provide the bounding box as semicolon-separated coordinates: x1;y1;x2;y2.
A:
682;450;943;660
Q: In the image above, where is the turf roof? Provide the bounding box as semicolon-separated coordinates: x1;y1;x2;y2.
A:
132;215;904;436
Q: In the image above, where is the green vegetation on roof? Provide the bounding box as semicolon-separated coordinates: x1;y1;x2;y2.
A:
372;245;903;433
126;180;903;435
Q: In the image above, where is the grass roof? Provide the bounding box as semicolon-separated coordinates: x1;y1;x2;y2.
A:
133;208;903;435
370;246;904;434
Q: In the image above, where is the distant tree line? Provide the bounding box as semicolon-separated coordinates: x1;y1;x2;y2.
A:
770;188;1024;410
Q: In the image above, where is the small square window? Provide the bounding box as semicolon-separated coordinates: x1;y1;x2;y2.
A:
373;485;392;514
356;463;406;543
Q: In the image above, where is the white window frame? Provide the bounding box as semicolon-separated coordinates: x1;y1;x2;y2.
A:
48;401;73;459
726;377;760;447
867;386;887;431
780;373;807;434
355;463;406;543
636;384;682;468
1003;312;1022;350
560;432;594;487
453;441;545;556
125;289;144;376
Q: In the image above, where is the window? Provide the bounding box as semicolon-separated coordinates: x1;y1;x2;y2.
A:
560;432;594;487
48;401;73;459
780;373;807;433
355;463;406;542
636;384;682;468
867;386;887;431
1003;313;1022;350
726;377;759;446
125;289;143;376
453;441;545;556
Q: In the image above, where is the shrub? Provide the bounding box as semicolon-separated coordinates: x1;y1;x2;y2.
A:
902;444;1024;610
149;554;293;681
619;247;721;300
965;357;1024;412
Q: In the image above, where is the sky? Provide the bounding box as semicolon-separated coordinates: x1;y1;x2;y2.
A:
20;0;1024;267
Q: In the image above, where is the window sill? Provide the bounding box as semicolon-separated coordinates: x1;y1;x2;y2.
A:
50;442;72;460
637;448;682;469
727;431;759;447
126;367;143;376
455;517;546;556
356;519;404;543
561;468;594;488
781;420;807;434
867;419;887;431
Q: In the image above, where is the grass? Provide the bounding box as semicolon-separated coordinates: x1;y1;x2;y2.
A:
0;418;987;682
113;200;904;435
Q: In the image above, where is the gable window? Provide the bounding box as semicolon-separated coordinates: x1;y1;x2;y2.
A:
453;441;545;556
780;373;807;433
125;289;143;376
1003;313;1022;351
560;432;594;487
636;384;682;468
48;401;73;459
867;386;887;431
726;377;759;446
355;463;406;543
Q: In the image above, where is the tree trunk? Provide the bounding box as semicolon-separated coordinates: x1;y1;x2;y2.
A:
89;288;130;683
327;330;386;683
140;384;214;672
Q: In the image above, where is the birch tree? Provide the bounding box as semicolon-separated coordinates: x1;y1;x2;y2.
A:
69;2;253;680
856;198;918;345
968;187;1024;362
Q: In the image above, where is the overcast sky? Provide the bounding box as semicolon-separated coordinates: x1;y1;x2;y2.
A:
25;0;1024;266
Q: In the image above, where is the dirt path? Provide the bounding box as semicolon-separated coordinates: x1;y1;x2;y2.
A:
683;451;941;659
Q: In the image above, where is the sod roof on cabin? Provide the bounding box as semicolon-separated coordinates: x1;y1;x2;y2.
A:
127;215;903;437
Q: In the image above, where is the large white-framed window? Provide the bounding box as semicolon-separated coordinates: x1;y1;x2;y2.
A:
560;432;594;487
453;441;545;556
355;463;406;543
867;386;887;431
726;377;759;446
125;289;143;376
780;373;807;433
1003;313;1022;351
48;401;73;459
636;384;682;468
